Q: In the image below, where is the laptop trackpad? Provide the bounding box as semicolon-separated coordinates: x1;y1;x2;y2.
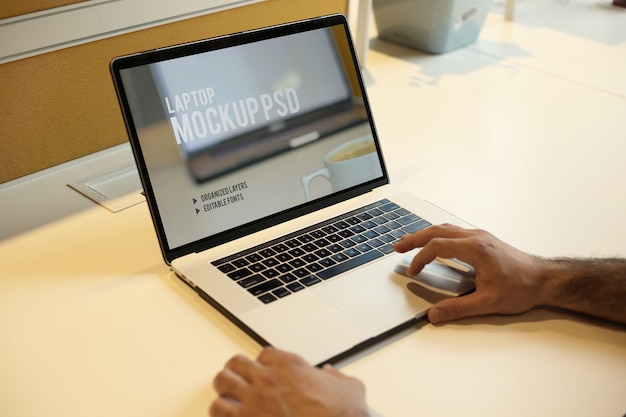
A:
313;255;433;333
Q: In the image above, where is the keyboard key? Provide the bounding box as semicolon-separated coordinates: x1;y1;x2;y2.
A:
402;220;431;234
288;248;305;257
356;212;373;221
287;282;305;292
379;244;395;254
383;212;400;221
352;234;367;243
261;269;280;278
386;220;402;230
340;239;356;248
334;220;350;229
310;229;326;238
285;239;301;248
238;274;266;288
368;238;384;248
331;252;349;262
298;234;314;243
372;216;388;225
395;208;410;216
302;253;319;263
301;243;317;252
279;273;298;283
275;253;293;262
374;225;391;234
345;216;361;225
227;268;253;280
232;258;249;268
293;268;310;278
318;258;337;268
327;233;342;243
245;253;263;263
321;225;338;234
398;214;422;225
262;258;279;267
379;233;396;243
390;230;405;239
259;248;276;258
272;287;291;298
248;278;282;296
314;248;332;258
272;243;289;253
289;258;306;268
338;229;355;238
356;243;373;253
217;263;235;274
300;275;321;287
249;263;266;273
258;293;277;304
362;230;379;239
349;224;366;234
318;250;384;280
362;220;377;229
313;238;330;248
328;244;343;253
380;201;400;212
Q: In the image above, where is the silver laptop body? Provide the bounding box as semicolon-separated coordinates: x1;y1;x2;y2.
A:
111;14;470;365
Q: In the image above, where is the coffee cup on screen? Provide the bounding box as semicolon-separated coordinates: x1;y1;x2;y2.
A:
301;135;382;201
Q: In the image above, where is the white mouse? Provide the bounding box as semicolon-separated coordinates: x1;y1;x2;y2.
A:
394;254;476;297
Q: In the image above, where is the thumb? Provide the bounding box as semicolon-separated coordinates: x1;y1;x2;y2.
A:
428;293;492;324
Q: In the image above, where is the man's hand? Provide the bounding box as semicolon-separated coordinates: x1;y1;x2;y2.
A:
210;347;371;417
393;224;546;323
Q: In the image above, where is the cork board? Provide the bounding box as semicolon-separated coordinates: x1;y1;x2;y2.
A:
0;0;348;183
0;0;86;19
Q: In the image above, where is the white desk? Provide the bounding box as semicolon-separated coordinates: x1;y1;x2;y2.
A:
1;13;625;417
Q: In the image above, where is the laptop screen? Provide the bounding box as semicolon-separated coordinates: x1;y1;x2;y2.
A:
112;15;387;260
151;28;351;155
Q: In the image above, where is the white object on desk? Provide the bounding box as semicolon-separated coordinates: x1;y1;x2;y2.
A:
68;163;144;213
350;0;515;65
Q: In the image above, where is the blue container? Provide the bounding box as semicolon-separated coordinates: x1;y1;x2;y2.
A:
372;0;491;54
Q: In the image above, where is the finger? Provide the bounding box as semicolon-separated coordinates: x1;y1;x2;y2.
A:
406;237;478;276
222;354;260;384
213;367;250;400
256;346;281;365
209;397;239;417
393;224;470;253
428;292;495;324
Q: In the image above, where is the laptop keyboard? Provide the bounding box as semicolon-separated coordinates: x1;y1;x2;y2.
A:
212;199;431;304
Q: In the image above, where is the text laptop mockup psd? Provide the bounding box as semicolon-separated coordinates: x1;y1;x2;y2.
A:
111;14;471;366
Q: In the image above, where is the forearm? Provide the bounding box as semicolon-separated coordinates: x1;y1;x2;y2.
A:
538;258;626;325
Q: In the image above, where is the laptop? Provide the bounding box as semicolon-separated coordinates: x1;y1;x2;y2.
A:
111;14;471;366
